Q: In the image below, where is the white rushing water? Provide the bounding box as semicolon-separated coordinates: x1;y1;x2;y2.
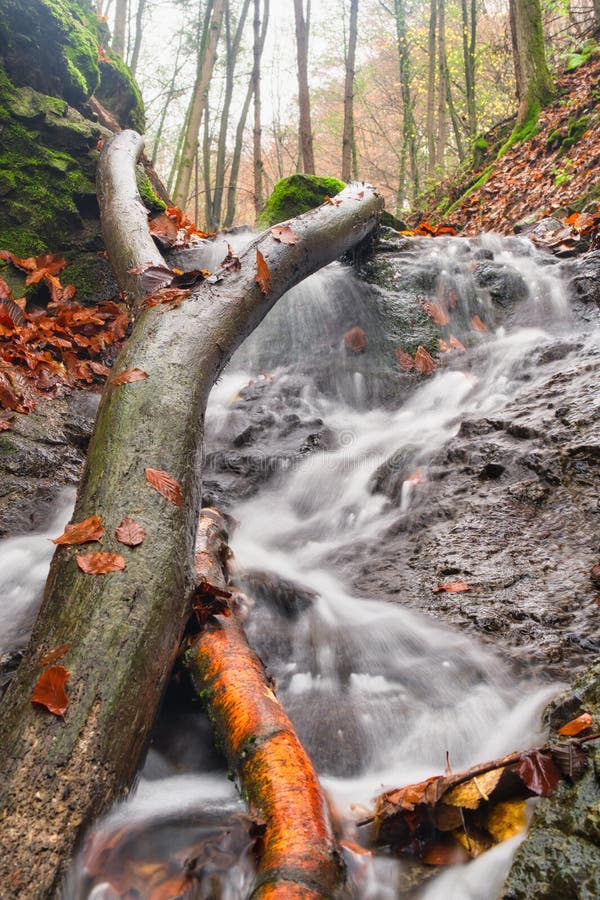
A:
0;234;578;897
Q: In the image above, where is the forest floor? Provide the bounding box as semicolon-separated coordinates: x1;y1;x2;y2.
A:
417;52;600;237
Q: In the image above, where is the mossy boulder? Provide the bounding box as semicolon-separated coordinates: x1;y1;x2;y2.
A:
0;0;101;107
257;174;346;229
96;51;145;133
0;64;104;256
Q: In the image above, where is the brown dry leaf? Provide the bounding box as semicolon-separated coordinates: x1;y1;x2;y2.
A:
31;665;70;716
439;339;451;352
256;250;271;295
111;368;149;385
422;841;469;866
76;552;126;574
471;315;488;332
220;242;241;272
144;287;191;308
517;750;561;797
115;516;146;547
39;643;71;667
442;768;504;809
453;828;492;858
145;467;183;507
423;301;450;326
414;345;436;374
53;515;104;546
433;580;471;593
271;224;300;245
449;334;466;352
558;712;593;736
396;349;415;371
344;326;367;353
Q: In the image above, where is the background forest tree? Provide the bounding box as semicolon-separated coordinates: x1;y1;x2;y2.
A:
103;0;597;223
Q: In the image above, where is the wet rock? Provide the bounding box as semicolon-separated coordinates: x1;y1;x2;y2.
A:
239;570;317;619
503;661;600;899
0;390;97;536
473;261;529;308
560;250;600;310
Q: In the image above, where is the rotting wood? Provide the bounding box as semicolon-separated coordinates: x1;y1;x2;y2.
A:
187;509;344;898
0;129;382;896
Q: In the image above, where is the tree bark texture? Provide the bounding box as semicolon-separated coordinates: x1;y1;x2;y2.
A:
128;0;146;75
293;0;316;174
341;0;359;182
0;130;382;898
509;0;554;128
187;511;343;898
173;0;225;210
394;0;419;203
426;0;437;177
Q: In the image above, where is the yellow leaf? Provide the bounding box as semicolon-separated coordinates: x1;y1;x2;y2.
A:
485;799;527;844
442;768;504;809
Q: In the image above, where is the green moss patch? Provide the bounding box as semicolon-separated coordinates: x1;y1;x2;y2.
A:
0;0;101;106
257;174;346;229
0;65;104;255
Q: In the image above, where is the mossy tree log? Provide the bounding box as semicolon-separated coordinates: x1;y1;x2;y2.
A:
187;510;343;898
0;130;382;897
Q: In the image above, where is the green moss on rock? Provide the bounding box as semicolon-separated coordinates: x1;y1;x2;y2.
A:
136;168;166;215
256;174;346;229
96;51;145;133
0;64;104;255
0;0;101;106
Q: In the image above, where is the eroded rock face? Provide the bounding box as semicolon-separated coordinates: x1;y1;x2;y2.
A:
0;391;98;537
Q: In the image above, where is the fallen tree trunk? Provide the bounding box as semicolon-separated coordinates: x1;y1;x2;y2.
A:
0;130;382;896
188;510;343;898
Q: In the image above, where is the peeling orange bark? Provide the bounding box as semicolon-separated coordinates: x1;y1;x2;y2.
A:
187;510;344;898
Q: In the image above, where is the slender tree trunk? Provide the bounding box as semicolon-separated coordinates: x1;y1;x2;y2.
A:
461;0;477;137
151;32;184;169
128;0;146;74
294;0;315;174
173;0;225;210
112;0;128;56
223;0;269;228
436;0;447;170
0;129;383;898
509;0;554;129
253;0;264;216
341;0;359;182
595;0;600;35
168;102;190;196
444;54;465;161
394;0;419;204
210;0;251;229
202;99;212;227
426;0;437;177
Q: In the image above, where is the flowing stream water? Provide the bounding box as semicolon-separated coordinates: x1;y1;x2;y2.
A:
0;233;585;898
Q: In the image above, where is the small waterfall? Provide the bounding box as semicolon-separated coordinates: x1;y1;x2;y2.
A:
1;233;592;898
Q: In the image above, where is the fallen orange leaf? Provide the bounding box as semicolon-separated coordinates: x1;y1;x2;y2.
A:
111;368;149;385
76;552;126;574
471;315;488;332
256;250;271;295
115;516;146;547
39;643;71;667
558;713;593;736
145;467;183;507
271;224;300;245
53;515;104;545
433;580;471;593
414;345;436;374
32;665;70;716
